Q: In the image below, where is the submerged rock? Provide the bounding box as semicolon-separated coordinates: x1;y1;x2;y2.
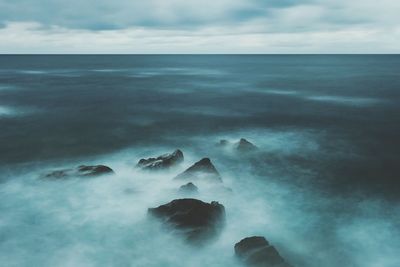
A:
148;198;225;243
236;138;258;152
77;165;114;176
235;236;292;267
45;164;114;179
45;169;71;179
216;138;257;152
174;158;222;183
179;182;199;194
137;149;184;170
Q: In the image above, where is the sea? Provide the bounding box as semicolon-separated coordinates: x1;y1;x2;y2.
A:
0;55;399;267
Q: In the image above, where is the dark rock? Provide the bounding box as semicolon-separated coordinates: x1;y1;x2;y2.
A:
174;158;222;183
216;138;257;152
236;138;258;152
235;236;292;267
77;165;114;176
45;169;72;179
148;198;225;243
45;165;114;179
179;182;199;194
137;149;184;170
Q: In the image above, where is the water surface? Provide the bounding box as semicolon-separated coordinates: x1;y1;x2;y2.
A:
0;55;399;267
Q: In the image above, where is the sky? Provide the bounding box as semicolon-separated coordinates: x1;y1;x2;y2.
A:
0;0;399;54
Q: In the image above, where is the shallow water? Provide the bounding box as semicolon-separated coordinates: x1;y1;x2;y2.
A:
0;55;399;267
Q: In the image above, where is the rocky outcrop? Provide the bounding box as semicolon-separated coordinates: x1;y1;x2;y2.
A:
216;138;258;152
235;236;292;267
77;165;114;176
45;165;114;179
179;182;199;194
137;149;184;170
45;169;71;179
148;198;225;243
236;138;258;152
174;158;222;183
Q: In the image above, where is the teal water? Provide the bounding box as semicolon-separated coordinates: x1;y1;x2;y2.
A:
0;55;399;267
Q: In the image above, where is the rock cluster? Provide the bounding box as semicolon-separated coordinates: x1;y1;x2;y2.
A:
217;138;258;152
137;149;184;170
40;140;294;266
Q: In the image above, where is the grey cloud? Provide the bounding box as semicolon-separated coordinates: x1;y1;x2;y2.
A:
0;0;399;53
0;0;397;32
0;0;308;30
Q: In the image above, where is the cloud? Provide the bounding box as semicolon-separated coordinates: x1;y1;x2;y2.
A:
1;21;399;54
0;0;278;29
0;0;399;53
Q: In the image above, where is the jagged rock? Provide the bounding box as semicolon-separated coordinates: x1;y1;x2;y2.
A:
236;138;258;152
45;165;114;179
77;165;114;176
148;198;225;243
235;236;292;267
216;138;257;152
179;182;199;194
137;149;184;170
174;158;222;183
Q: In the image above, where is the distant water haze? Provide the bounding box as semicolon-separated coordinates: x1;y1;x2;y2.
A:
0;55;399;267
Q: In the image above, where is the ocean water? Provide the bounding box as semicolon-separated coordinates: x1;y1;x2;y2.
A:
0;55;399;267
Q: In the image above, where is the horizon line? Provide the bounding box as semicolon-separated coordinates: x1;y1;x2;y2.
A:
1;53;399;56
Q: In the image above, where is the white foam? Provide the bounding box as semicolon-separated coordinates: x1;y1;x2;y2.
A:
0;106;16;116
0;135;398;267
18;70;48;75
306;95;383;106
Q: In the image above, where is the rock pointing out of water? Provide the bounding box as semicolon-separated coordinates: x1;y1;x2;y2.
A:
235;236;292;267
137;149;184;170
148;198;225;244
77;165;114;176
216;138;258;152
45;165;114;179
174;158;222;183
236;138;258;152
179;182;199;194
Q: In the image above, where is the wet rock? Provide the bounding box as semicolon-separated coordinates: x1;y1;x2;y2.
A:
45;165;114;179
236;138;258;152
235;236;292;267
216;138;257;152
137;149;184;170
179;182;199;194
148;198;225;243
45;169;71;179
77;165;114;176
174;158;222;183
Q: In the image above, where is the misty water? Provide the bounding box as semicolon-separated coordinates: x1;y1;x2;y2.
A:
1;55;400;267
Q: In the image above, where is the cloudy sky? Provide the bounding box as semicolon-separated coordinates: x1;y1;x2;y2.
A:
0;0;399;53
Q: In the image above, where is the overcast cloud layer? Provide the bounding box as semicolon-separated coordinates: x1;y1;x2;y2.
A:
0;0;399;53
